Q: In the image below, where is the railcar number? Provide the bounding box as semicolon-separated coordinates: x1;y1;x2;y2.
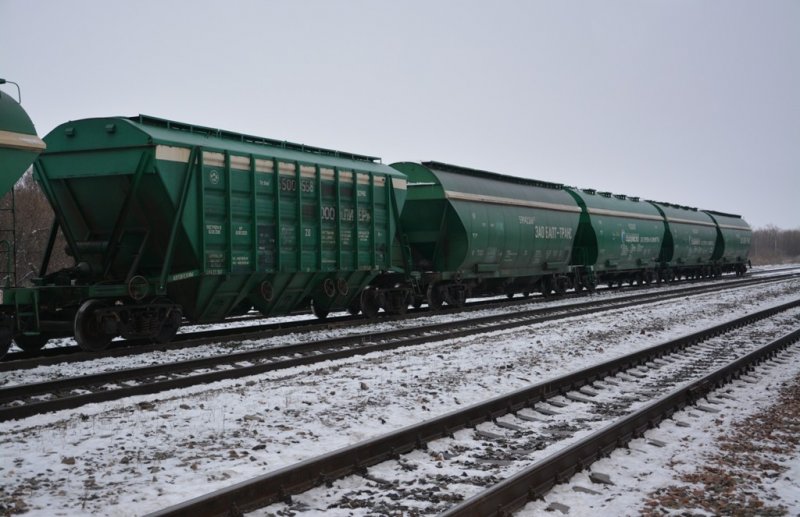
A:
321;206;336;221
534;225;573;240
280;177;315;193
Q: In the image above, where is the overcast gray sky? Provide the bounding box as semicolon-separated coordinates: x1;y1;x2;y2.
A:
2;0;798;228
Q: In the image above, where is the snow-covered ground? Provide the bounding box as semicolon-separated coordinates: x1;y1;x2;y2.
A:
253;307;800;515
518;346;800;516
0;275;798;515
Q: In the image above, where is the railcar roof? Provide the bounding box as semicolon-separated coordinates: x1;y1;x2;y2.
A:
704;209;744;219
132;115;378;162
421;161;565;190
127;115;399;175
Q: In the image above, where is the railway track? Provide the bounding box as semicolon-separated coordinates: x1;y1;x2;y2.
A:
2;271;795;373
0;274;795;422
146;299;800;516
442;329;800;515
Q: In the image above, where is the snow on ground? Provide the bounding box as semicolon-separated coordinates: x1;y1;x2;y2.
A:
0;277;799;515
518;345;800;516
254;308;800;515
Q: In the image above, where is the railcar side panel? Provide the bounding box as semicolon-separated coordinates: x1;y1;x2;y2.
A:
393;161;580;280
649;202;717;267
31;116;406;330
705;211;752;265
566;189;665;273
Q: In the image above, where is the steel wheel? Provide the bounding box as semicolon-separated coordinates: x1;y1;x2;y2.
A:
361;288;380;319
74;300;113;352
13;334;49;353
155;308;182;344
541;277;553;297
347;297;361;316
427;285;444;310
447;287;466;308
0;326;12;359
554;277;567;296
386;292;409;316
311;299;329;320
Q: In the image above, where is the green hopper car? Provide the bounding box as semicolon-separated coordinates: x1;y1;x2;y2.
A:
386;161;583;308
705;210;751;276
0;115;407;354
649;202;719;279
566;189;665;287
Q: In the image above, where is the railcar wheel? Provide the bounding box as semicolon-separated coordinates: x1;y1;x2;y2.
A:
361;288;381;319
311;299;329;320
386;292;410;316
445;286;466;308
427;285;444;310
0;327;12;359
540;277;553;297
347;297;361;316
13;334;49;353
412;297;424;309
74;300;113;352
155;307;182;344
554;277;567;296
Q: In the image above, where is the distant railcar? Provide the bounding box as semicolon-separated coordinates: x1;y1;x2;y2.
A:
650;202;721;280
705;211;751;276
383;161;583;309
566;189;665;288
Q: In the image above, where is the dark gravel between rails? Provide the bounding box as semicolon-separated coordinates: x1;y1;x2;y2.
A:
3;270;794;371
0;275;791;423
144;298;800;517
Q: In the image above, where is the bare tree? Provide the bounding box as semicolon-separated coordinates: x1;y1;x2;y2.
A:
0;169;73;287
751;225;800;265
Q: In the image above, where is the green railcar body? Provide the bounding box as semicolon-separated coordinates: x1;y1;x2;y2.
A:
392;161;581;294
566;189;665;275
0;89;46;197
649;202;718;268
3;115;407;348
705;210;752;265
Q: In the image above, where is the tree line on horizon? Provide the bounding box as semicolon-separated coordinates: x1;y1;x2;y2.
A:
0;171;797;287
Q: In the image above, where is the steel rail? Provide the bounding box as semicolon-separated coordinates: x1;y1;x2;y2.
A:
0;277;763;422
2;275;792;422
442;327;800;516
144;298;800;517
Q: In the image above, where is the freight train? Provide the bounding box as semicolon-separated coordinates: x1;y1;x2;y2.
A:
0;106;751;356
